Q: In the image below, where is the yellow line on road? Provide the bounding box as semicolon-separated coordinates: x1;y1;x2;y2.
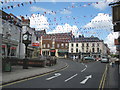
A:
1;63;69;88
102;64;108;90
98;64;108;90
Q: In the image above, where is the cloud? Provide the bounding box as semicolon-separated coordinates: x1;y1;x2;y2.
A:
29;14;49;30
92;0;114;10
47;23;79;37
30;6;55;15
83;13;113;31
60;9;72;14
104;32;119;53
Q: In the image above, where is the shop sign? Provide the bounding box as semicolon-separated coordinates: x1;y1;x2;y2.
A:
50;50;56;52
2;45;6;48
11;47;16;49
32;43;39;47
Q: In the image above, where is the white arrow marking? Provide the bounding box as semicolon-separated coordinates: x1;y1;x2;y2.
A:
46;73;61;80
65;74;78;82
80;75;92;84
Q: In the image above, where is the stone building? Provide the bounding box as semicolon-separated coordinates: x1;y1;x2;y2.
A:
68;35;110;59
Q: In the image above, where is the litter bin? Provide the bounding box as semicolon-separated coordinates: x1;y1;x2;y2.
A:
2;57;12;72
4;62;11;72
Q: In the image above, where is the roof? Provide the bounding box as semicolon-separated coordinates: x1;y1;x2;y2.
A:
35;29;46;37
71;37;103;42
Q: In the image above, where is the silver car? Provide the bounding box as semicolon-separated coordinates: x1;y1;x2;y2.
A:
101;57;109;63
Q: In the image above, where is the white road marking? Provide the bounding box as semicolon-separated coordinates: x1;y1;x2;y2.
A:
65;74;78;82
46;73;61;80
81;63;87;72
80;75;92;84
81;68;86;72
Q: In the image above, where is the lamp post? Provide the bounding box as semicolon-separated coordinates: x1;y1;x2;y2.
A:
6;32;11;57
22;31;32;69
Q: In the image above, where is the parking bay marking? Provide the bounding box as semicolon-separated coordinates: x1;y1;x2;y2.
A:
64;74;78;82
80;75;92;84
46;73;61;80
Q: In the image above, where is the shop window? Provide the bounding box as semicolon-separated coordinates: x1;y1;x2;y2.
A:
2;45;6;56
10;47;16;56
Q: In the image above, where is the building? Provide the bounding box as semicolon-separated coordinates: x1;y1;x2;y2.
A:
69;35;110;59
40;32;73;58
1;10;22;58
1;10;39;59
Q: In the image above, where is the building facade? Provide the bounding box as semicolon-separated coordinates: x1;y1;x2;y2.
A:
40;32;73;58
69;35;110;59
1;10;39;59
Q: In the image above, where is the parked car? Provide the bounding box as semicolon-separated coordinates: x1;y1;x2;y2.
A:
101;56;109;63
83;57;95;61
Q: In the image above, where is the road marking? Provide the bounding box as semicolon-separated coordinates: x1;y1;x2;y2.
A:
1;63;69;87
65;74;78;82
46;73;61;80
80;75;92;84
81;64;87;72
81;68;86;72
98;64;108;90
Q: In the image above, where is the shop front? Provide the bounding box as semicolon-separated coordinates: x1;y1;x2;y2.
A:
58;49;68;58
50;49;56;56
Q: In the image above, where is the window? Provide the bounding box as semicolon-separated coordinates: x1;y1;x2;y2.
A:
61;43;64;47
76;48;78;53
92;43;95;47
82;48;84;52
36;37;38;41
57;44;60;48
97;48;99;52
43;44;46;48
47;44;50;48
65;43;68;46
97;43;99;47
76;43;78;47
82;43;84;47
71;43;73;47
87;43;89;47
92;48;94;52
71;48;73;53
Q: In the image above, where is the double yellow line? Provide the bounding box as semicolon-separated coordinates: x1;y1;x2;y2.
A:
98;64;108;90
0;63;69;88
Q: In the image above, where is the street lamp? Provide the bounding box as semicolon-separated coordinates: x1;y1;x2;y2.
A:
22;31;32;69
6;32;11;57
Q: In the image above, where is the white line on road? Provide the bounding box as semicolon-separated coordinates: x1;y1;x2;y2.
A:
80;75;92;84
64;74;78;82
46;73;61;80
81;68;86;72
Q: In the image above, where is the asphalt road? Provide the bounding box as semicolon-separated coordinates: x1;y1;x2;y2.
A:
3;59;107;89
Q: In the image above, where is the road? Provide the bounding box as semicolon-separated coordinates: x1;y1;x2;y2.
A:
2;59;107;89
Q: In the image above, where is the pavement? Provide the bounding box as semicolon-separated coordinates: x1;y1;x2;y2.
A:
1;59;67;85
105;60;120;89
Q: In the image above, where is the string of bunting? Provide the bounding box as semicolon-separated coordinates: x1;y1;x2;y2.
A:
1;0;36;10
